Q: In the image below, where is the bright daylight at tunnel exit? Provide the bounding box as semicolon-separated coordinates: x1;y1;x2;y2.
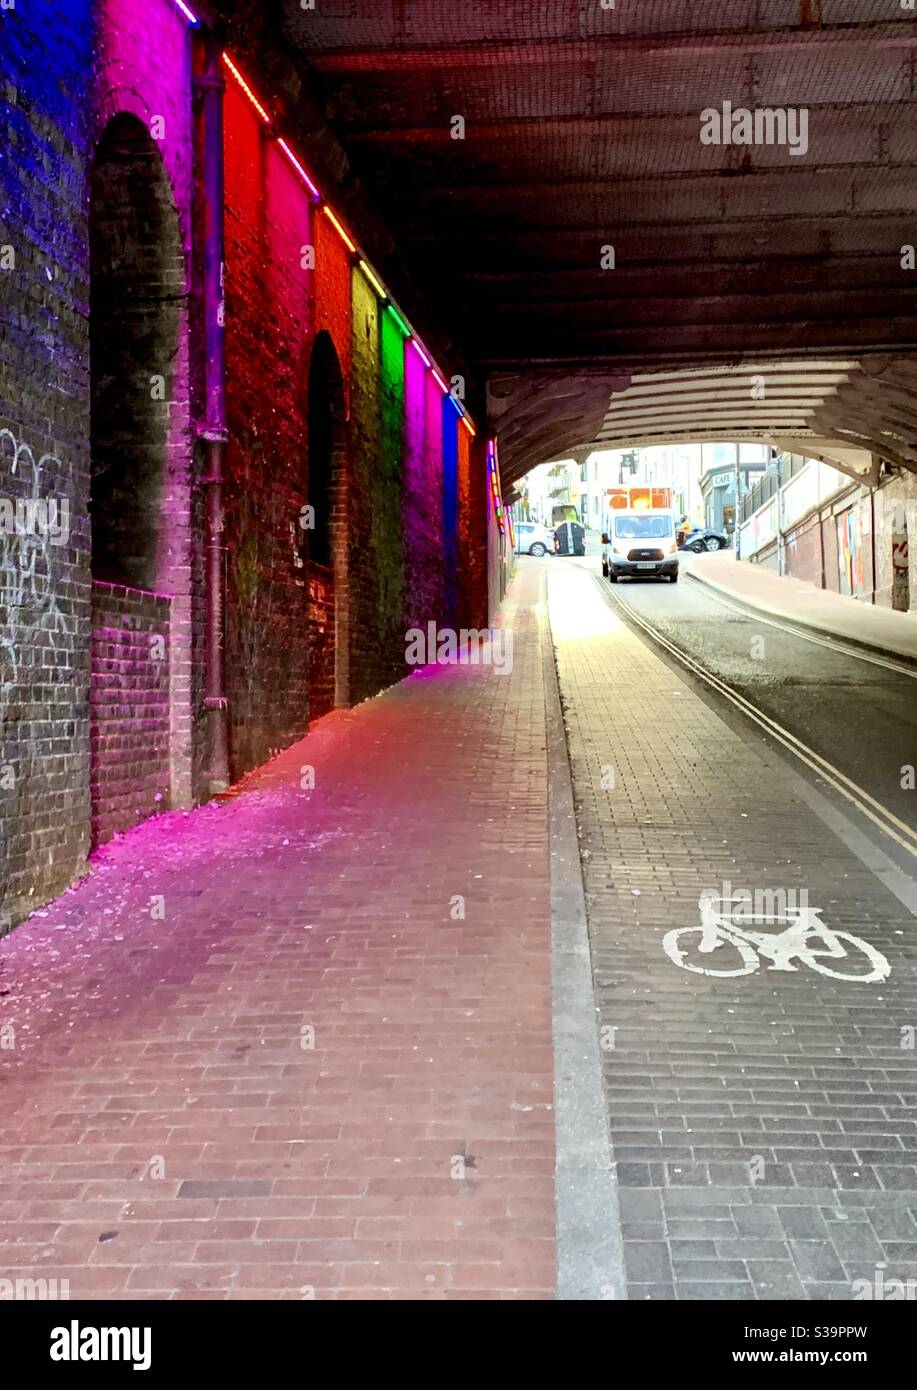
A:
2;0;917;1355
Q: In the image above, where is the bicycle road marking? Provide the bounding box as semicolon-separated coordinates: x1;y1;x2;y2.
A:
663;895;891;983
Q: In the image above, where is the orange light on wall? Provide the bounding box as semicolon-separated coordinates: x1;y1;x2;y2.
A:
322;205;357;255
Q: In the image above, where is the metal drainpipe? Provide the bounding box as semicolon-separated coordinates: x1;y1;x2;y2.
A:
197;31;230;794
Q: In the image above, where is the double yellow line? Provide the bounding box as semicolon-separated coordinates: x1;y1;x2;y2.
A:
603;580;917;861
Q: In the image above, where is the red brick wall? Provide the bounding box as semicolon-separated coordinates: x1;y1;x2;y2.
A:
783;512;823;588
222;78;313;774
90;582;171;846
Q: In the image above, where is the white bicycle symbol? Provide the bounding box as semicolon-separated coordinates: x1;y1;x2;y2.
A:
663;894;890;982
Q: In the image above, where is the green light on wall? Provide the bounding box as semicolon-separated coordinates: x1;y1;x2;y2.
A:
385;303;411;338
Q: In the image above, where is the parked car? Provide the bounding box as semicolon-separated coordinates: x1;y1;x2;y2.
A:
514;521;554;557
680;526;729;553
601;509;679;582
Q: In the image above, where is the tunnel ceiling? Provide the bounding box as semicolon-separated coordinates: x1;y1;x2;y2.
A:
281;2;917;485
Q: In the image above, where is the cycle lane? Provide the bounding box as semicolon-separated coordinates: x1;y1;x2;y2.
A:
548;562;917;1300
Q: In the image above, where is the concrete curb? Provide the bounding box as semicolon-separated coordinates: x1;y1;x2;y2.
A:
540;572;626;1302
686;565;917;669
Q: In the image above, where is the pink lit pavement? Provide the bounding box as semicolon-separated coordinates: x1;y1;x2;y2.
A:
0;568;554;1300
687;549;917;662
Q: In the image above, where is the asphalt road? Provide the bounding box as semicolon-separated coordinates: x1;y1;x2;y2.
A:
567;548;917;863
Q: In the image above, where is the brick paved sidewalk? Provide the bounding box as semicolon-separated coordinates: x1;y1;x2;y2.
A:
550;561;917;1300
0;567;553;1300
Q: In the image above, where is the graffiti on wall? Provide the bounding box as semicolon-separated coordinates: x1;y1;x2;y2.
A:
0;427;68;721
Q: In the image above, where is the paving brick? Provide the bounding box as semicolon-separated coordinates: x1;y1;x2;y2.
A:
0;568;553;1299
550;561;917;1300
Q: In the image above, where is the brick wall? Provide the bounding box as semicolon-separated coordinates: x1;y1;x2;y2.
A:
0;1;94;927
1;1;487;932
875;470;917;611
222;76;313;773
783;512;823;589
90;582;171;846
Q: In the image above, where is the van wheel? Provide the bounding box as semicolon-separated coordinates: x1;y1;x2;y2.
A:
670;571;679;583
607;572;618;583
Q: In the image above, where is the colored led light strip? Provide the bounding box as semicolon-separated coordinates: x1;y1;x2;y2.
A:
277;138;319;199
172;0;200;22
322;205;357;255
359;259;388;300
410;338;431;369
220;47;478;440
222;54;272;123
385;303;411;337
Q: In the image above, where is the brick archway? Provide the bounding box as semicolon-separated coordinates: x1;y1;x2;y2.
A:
306;331;350;719
88;113;184;846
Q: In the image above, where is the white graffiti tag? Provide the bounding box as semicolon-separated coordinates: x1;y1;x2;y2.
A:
664;892;890;982
0;427;69;723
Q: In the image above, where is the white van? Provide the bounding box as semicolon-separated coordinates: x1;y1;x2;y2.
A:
601;508;679;583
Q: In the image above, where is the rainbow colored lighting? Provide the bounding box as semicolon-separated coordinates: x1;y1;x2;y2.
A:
359;259;388;300
219;46;478;440
277;139;319;199
487;440;505;533
322;205;357;255
222;54;272;124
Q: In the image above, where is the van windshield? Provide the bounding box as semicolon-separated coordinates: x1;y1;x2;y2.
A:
613;515;674;540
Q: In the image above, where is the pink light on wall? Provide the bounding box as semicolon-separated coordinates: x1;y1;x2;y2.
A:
277;139;319;199
410;338;431;369
171;0;200;23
